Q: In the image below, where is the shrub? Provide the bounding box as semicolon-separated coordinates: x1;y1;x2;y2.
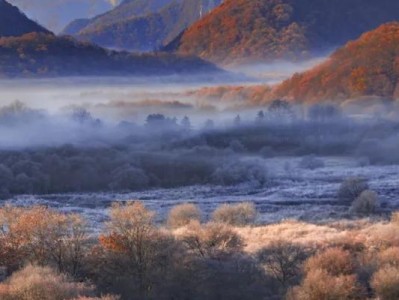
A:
287;269;364;300
350;190;380;215
257;241;308;286
371;266;399;300
211;160;268;186
338;177;369;204
304;248;354;276
167;203;201;229
377;247;399;268
0;264;95;300
212;202;257;226
182;222;244;259
298;155;325;170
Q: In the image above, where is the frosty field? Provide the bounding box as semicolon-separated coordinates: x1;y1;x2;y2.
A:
7;156;398;229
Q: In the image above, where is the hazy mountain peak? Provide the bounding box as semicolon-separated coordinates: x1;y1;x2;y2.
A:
62;0;222;52
0;0;51;37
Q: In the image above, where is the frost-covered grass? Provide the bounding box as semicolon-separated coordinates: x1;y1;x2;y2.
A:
6;156;399;230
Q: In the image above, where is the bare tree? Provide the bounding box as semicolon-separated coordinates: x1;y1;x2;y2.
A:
257;241;308;286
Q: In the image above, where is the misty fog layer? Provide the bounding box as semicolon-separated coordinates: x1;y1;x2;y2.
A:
1;95;399;199
1;69;399;224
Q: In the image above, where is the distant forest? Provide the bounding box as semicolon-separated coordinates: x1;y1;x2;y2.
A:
0;100;398;197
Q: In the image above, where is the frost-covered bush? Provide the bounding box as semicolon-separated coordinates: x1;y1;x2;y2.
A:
259;146;274;157
377;247;399;268
212;202;257;226
229;139;246;152
167;203;201;228
288;247;364;300
338;177;369;204
298;155;325;170
304;248;354;276
350;190;380;215
371;266;399;300
287;269;363;300
182;222;244;259
211;160;268;186
357;157;370;167
109;165;149;190
0;265;95;300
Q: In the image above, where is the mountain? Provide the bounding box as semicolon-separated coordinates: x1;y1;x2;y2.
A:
0;0;50;37
62;19;92;36
62;0;173;36
165;0;399;65
0;1;220;78
0;32;220;77
7;0;113;33
272;22;399;102
63;0;222;52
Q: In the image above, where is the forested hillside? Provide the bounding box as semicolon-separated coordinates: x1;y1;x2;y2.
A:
0;33;220;77
165;0;399;65
273;22;399;102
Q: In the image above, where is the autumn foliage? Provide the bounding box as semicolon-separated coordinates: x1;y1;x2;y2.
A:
273;23;399;102
167;0;399;65
1;203;399;299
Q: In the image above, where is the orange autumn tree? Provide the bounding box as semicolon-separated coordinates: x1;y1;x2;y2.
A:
0;206;88;275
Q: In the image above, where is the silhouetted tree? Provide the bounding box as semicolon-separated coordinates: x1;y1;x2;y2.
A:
256;110;265;123
234;114;241;126
181;116;192;131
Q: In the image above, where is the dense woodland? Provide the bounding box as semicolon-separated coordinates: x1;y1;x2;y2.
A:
166;0;399;65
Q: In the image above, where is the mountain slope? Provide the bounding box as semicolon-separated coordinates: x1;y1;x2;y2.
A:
65;0;222;52
0;0;50;37
190;23;399;105
272;22;399;102
165;0;399;65
0;33;220;78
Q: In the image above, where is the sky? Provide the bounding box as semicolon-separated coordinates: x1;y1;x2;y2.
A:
8;0;121;33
